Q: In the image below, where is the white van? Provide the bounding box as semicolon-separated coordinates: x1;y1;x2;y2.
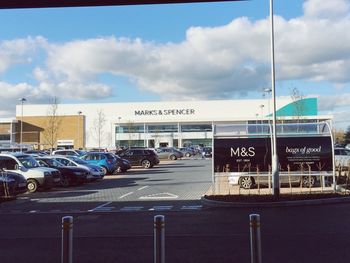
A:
0;153;61;192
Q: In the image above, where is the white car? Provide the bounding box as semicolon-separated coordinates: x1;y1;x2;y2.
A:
0;153;61;192
334;147;350;168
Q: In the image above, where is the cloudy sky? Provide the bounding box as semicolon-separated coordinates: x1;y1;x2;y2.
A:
0;0;350;129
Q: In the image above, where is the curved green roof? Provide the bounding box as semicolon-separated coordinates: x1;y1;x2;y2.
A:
271;98;318;117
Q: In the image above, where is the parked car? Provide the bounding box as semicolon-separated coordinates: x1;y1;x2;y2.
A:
24;150;48;156
0;176;17;199
178;147;196;158
80;152;117;175
118;148;159;168
0;153;61;192
52;149;87;157
156;147;183;160
202;147;213;158
50;155;104;180
114;155;132;173
334;147;350;168
36;157;88;186
0;170;27;197
229;172;316;189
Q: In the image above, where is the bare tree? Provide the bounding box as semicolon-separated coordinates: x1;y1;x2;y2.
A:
42;97;61;152
290;87;305;122
333;127;345;145
92;109;106;150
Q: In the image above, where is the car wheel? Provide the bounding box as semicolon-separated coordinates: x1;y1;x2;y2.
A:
101;166;108;175
141;159;151;168
115;166;122;173
169;155;177;160
239;176;254;189
27;179;39;193
301;176;316;187
60;176;72;187
185;152;191;157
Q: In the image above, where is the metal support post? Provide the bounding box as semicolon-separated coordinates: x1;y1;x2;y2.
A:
272;154;279;197
62;216;73;263
154;215;165;263
270;0;279;199
250;214;262;263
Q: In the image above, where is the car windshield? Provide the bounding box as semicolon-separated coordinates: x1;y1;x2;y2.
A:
76;150;87;156
106;153;115;160
45;159;64;167
17;155;40;168
68;156;88;164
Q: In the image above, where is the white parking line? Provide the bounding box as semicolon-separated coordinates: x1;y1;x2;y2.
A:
119;192;134;199
139;192;178;200
120;206;144;212
181;205;203;210
88;201;112;212
149;206;173;211
137;186;149;191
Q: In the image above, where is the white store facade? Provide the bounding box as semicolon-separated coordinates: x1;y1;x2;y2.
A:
15;97;330;150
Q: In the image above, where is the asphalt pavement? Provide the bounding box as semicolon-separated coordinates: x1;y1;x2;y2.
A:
1;158;350;263
1;203;350;263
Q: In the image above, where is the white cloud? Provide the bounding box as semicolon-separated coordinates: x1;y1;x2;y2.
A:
303;0;350;19
42;0;350;99
0;0;350;128
0;37;46;74
318;93;350;111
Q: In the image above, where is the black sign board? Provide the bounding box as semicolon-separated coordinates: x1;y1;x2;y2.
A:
214;136;333;173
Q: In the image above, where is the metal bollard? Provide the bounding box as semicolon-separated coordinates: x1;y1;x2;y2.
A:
249;214;262;263
62;216;73;263
154;215;165;263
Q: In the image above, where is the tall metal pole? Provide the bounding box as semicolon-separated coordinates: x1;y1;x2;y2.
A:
77;111;82;149
270;0;279;198
19;98;26;152
117;117;121;148
259;104;264;133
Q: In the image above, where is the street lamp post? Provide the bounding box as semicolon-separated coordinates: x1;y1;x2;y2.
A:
19;98;27;152
259;104;265;133
117;117;121;148
263;88;272;118
270;0;279;198
77;111;82;149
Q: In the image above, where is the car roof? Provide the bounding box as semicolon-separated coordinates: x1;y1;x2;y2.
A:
335;147;350;150
0;152;30;158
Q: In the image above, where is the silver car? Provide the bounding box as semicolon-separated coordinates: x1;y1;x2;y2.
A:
334;147;350;168
49;155;104;180
156;147;183;160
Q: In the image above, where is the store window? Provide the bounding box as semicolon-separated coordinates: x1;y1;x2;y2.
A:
173;139;178;148
117;125;144;133
119;140;145;147
0;134;11;141
181;124;212;132
147;125;178;133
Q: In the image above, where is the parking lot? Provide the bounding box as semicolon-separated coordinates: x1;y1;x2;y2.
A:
0;158;212;213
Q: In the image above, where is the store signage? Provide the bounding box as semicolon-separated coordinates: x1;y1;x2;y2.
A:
57;140;74;146
214;136;333;173
134;109;195;116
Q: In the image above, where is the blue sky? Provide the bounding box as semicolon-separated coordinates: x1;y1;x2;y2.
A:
0;0;349;130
